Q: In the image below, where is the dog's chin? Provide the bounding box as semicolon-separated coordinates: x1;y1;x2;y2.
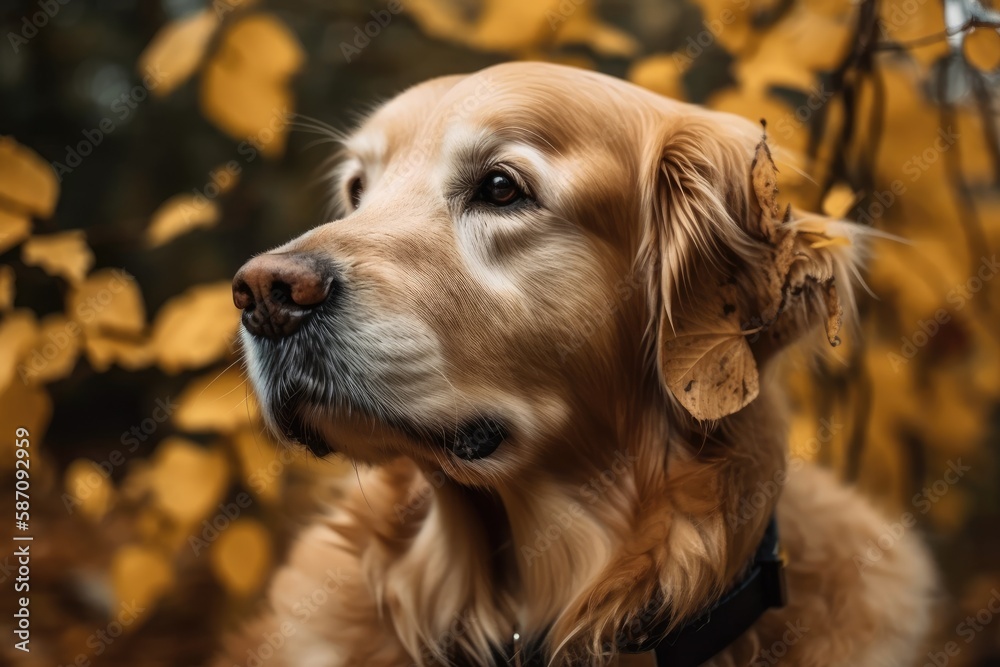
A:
268;402;391;463
267;398;511;466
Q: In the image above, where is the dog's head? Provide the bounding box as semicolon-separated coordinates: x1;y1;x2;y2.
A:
234;62;861;486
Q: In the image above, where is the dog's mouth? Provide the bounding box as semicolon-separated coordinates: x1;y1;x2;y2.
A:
243;315;511;462
276;408;334;457
271;397;510;462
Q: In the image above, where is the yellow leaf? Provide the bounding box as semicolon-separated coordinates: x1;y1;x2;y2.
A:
110;545;173;615
0;380;51;470
0;137;59;218
139;9;220;98
231;428;285;503
879;0;950;70
210;518;272;596
148;437;230;524
0;266;13;312
151;281;240;373
0;310;39;393
688;0;758;55
963;27;1000;73
23;314;81;385
0;209;31;254
821;182;857;218
67;268;146;335
84;333;155;372
175;367;255;434
552;6;638;57
211;14;304;80
65;459;115;521
21;230;94;284
809;236;852;249
628;54;687;100
404;0;636;56
200;14;301;156
146;194;221;248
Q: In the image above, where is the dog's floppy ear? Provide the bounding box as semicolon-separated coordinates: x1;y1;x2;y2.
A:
639;119;862;421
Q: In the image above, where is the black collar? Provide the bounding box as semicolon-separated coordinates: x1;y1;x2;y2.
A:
479;516;786;667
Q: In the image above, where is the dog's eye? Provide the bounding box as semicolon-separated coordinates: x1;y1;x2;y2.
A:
348;177;364;209
476;172;523;207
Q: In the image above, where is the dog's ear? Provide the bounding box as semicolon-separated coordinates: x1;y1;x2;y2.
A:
639;119;863;421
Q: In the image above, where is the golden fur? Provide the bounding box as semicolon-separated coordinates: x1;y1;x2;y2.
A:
222;63;936;666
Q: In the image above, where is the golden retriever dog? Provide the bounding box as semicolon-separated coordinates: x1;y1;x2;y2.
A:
222;62;936;666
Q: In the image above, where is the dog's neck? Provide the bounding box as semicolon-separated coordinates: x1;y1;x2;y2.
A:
395;396;786;663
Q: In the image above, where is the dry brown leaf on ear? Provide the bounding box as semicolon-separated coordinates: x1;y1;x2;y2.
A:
210;518;272;596
822;279;843;347
174;367;256;434
146;195;221;248
749;133;796;328
0;137;59;218
22;230;94;284
0;266;13;312
111;544;174;616
151;281;240;373
662;327;759;421
148;437;230;525
750;127;781;233
0;209;31;255
139;9;220;98
661;280;760;420
68;268;146;335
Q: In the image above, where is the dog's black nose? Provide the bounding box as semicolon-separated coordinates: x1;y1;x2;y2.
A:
233;253;335;339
